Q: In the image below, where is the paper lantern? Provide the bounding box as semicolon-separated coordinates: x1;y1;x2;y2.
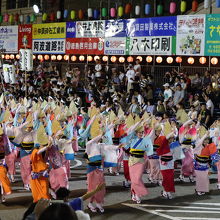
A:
125;3;132;14
51;55;56;61
204;0;210;8
87;56;93;62
180;1;187;13
9;14;14;23
33;55;36;60
199;57;206;64
38;55;43;60
5;54;10;60
111;56;117;62
44;55;50;60
19;14;24;23
64;9;68;19
16;54;20;59
93;9;99;19
136;56;143;62
19;49;25;70
216;0;220;8
157;4;163;15
10;54;14;59
211;57;218;65
25;49;33;71
42;13;47;22
127;56;133;62
145;4;151;15
57;55;62;61
30;14;36;23
135;5;141;15
0;15;3;23
71;56;77;61
4;13;9;22
79;55;85;61
156;56;163;63
118;6;124;17
187;57;194;64
110;8;116;18
176;56;182;63
56;11;61;20
26;15;30;24
78;9;84;20
170;2;176;14
146;56;152;63
192;0;198;12
14;13;19;22
166;57;173;64
49;12;55;22
119;57;125;63
70;10;76;20
102;56;108;62
63;55;69;61
101;8;107;17
94;56;100;61
1;54;4;59
88;8;93;18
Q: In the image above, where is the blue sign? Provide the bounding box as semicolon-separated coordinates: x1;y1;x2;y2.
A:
126;16;177;37
66;22;76;38
105;19;127;37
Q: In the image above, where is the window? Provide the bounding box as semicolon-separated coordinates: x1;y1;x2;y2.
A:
18;0;28;8
6;0;16;10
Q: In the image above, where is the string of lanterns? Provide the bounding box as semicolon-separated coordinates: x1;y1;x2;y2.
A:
1;0;220;24
2;54;219;65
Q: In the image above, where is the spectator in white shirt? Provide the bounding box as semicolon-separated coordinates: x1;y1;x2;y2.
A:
163;83;172;102
188;105;198;120
126;65;135;93
134;59;141;76
204;94;214;116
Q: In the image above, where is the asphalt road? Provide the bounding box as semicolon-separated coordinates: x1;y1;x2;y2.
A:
1;153;220;220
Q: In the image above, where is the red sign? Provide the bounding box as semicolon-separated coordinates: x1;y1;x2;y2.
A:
18;24;32;50
66;38;104;55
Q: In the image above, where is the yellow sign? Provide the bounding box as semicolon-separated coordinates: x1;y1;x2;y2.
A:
33;23;66;39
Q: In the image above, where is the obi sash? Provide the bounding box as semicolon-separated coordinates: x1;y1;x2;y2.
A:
129;138;144;158
148;154;159;159
153;144;160;152
160;155;173;162
194;160;209;171
31;170;49;180
8;136;15;142
195;155;210;164
87;165;102;174
182;138;193;145
21;142;34;151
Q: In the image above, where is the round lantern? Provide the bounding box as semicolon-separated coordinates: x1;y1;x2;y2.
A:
145;4;151;15
216;0;220;8
63;9;68;19
33;55;36;60
176;56;182;63
170;2;176;14
127;56;133;63
4;13;9;22
187;57;194;64
166;57;173;64
79;55;85;61
102;56;108;62
42;13;47;22
19;14;24;23
199;57;206;64
26;15;30;24
64;55;69;61
51;55;56;61
180;1;187;13
135;5;141;15
0;15;3;23
136;56;143;62
156;56;163;63
16;54;20;59
38;55;43;60
111;56;117;62
94;56;100;61
30;14;36;23
70;10;76;20
119;56;125;63
15;13;19;22
93;9;99;19
118;6;124;17
10;54;14;59
57;55;62;61
192;0;198;12
78;9;84;20
110;8;116;18
1;54;4;59
157;4;163;15
204;0;210;8
50;12;55;22
71;56;77;61
101;8;107;17
5;54;10;60
87;56;93;62
9;14;14;23
88;8;93;18
125;3;132;14
211;57;218;65
56;11;61;20
146;56;152;63
44;55;50;60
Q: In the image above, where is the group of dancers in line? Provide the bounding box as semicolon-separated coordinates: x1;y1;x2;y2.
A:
0;97;220;213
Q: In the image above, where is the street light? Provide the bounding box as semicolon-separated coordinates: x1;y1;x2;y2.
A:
33;5;40;14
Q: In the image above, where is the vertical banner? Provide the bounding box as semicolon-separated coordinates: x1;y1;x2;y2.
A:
18;24;32;50
19;49;25;71
205;14;220;56
3;64;16;84
24;49;33;71
176;15;206;56
66;22;76;38
0;26;18;53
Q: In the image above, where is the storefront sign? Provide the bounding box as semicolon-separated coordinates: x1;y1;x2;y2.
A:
105;19;127;37
18;24;32;50
104;37;127;55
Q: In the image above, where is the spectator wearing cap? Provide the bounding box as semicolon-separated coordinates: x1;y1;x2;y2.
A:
163;83;172;102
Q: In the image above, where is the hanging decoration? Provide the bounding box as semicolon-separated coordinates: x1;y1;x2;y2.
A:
0;15;3;23
9;14;14;24
118;6;124;17
87;56;93;62
110;8;116;18
169;1;176;14
19;14;24;23
71;56;77;62
125;3;132;14
204;0;210;8
145;4;151;15
156;56;163;63
56;11;61;20
93;9;99;19
4;13;9;22
166;57;173;64
26;15;30;24
101;8;107;17
88;8;93;18
50;12;55;22
187;57;194;64
135;5;141;15
192;0;198;12
30;14;36;23
146;56;152;63
42;13;47;22
63;9;68;19
70;10;76;20
157;3;163;15
78;9;84;19
15;13;19;22
102;56;108;62
119;57;125;63
111;56;117;62
79;55;85;61
176;57;182;63
199;57;206;64
127;56;133;62
211;57;218;65
180;0;187;13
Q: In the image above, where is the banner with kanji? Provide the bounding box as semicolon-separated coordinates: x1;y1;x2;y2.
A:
205;14;220;56
104;37;127;55
176;15;206;56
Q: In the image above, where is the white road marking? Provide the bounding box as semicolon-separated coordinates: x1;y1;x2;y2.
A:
155;210;220;214
186;202;220;206
70;159;82;168
178;218;220;220
122;203;182;220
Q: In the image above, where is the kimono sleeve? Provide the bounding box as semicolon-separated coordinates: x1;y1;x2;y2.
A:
143;136;153;156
